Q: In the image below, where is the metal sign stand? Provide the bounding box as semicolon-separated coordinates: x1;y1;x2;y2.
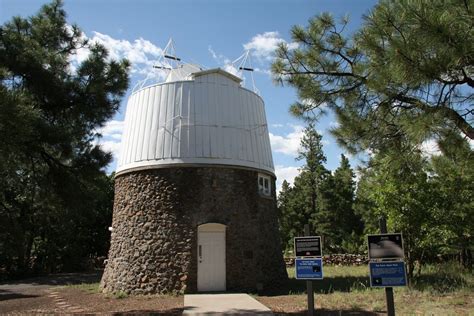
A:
379;217;396;316
304;224;314;316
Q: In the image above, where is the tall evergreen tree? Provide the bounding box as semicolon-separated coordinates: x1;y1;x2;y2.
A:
277;180;294;251
0;0;129;276
331;154;363;253
277;124;345;252
430;131;473;269
297;124;325;217
272;0;473;155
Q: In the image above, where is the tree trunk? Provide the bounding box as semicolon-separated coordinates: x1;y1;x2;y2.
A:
406;256;414;286
460;248;472;271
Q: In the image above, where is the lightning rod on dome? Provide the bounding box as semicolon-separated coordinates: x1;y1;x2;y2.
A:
133;38;181;92
232;49;259;95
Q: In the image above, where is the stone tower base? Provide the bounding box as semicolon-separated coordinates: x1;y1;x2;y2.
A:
100;166;288;295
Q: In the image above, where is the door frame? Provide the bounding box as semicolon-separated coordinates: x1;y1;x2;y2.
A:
197;223;226;292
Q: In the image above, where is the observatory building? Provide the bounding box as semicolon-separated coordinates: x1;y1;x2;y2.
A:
100;60;287;294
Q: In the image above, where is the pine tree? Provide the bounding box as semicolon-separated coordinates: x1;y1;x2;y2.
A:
277;180;294;251
296;123;329;228
272;0;473;155
331;154;363;253
0;0;129;276
430;131;474;269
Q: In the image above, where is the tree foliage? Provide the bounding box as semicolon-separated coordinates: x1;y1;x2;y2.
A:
277;125;361;253
272;0;473;154
0;0;129;277
354;134;473;275
430;132;473;268
354;151;436;279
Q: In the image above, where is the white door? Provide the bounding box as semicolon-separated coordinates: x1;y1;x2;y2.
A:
197;223;226;292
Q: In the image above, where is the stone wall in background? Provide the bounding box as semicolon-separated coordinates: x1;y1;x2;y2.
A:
284;254;369;267
100;167;287;295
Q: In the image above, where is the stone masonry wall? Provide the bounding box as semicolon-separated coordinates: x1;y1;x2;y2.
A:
100;167;288;295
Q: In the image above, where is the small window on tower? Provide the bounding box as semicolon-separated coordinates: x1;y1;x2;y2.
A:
258;174;271;196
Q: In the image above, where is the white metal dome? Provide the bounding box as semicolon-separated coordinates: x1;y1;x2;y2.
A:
117;66;274;175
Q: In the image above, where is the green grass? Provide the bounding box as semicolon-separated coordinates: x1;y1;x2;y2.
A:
284;262;473;294
258;262;474;315
66;282;131;299
65;282;101;294
410;262;473;293
282;265;372;295
113;290;128;299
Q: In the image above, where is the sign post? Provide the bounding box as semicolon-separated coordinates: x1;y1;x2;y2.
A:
379;217;396;316
293;224;324;316
367;218;406;315
304;224;314;316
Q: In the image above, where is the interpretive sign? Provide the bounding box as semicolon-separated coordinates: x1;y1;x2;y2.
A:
295;258;323;280
367;233;404;260
294;236;322;257
369;261;407;287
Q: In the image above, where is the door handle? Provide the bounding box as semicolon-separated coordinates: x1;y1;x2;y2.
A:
199;245;202;258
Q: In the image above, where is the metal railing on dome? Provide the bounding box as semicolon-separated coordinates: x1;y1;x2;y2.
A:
131;38;261;96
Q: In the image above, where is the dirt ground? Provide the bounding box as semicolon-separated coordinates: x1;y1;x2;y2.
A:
256;291;474;316
0;272;183;315
1;271;472;315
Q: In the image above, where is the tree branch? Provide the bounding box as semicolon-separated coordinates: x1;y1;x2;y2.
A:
393;94;474;139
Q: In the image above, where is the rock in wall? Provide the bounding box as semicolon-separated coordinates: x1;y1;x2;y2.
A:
100;167;287;294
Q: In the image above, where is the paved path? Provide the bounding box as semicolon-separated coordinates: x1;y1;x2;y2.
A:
183;293;273;315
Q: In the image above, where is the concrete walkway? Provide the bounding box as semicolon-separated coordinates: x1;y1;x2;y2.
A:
183;293;273;315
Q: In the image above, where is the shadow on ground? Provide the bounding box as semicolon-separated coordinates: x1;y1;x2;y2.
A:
263;276;371;296
111;308;183;315
272;309;381;316
0;289;39;301
411;273;470;293
0;271;102;287
265;270;471;296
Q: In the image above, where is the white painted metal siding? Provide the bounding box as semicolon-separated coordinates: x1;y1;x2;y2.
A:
117;69;274;175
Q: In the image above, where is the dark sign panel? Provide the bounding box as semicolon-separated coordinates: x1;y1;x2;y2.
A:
369;261;407;287
294;236;322;257
367;233;404;260
295;258;323;280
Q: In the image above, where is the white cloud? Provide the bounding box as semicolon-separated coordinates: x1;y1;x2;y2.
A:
208;46;223;62
208;46;241;78
420;139;441;157
253;67;272;75
329;121;340;128
209;32;295;80
96;119;124;136
269;124;328;155
98;140;122;158
269;124;304;156
68;29;166;79
243;31;298;61
95;120;124;162
275;165;300;195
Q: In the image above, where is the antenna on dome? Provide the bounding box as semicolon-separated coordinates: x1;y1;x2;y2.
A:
133;38;181;92
162;38;181;66
232;50;259;95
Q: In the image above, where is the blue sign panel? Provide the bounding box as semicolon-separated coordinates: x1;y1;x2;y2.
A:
295;258;323;280
369;261;407;287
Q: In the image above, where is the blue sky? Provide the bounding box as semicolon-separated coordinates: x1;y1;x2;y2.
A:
1;0;379;191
